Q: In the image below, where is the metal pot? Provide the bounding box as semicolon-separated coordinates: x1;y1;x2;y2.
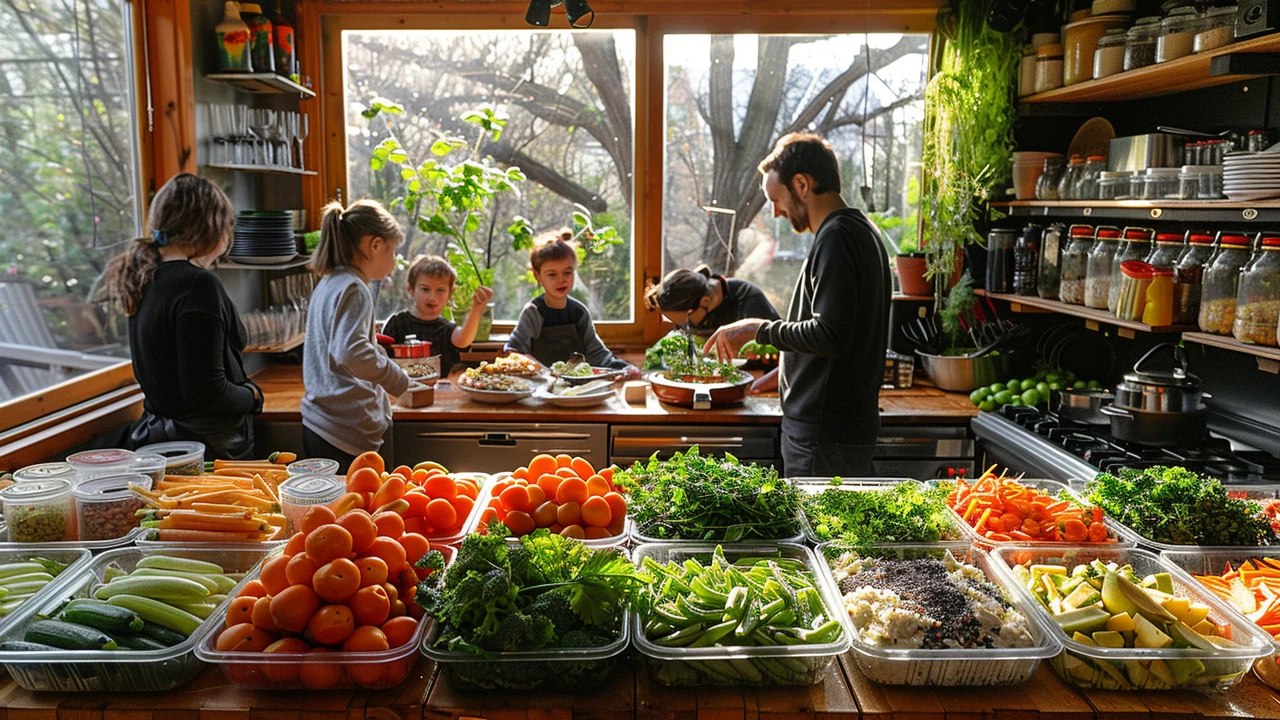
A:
1113;343;1210;413
1099;404;1209;446
915;351;1012;393
1057;389;1114;425
647;371;755;410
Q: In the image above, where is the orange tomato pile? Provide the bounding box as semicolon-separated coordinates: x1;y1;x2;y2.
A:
946;472;1114;544
477;454;627;540
214;503;441;689
331;451;479;539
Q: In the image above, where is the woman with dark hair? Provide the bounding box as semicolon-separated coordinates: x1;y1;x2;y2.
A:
104;173;263;459
645;265;780;393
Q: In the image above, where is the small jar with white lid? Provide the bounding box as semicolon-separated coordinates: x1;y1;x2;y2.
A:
12;462;77;485
66;449;135;484
1158;6;1200;62
1098;171;1133;200
1;479;75;542
287;458;341;478
74;474;153;542
278;475;345;535
1195;5;1237;52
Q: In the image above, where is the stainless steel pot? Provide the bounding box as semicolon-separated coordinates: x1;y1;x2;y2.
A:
1099;404;1209;446
915;351;1011;392
1057;389;1114;425
1113;343;1210;413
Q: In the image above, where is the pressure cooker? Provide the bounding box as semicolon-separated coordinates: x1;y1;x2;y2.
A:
1098;343;1210;446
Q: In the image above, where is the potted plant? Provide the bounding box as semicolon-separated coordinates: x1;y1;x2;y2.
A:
362;99;526;341
893;236;932;297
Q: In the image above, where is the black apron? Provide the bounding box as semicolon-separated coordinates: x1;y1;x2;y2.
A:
530;323;587;367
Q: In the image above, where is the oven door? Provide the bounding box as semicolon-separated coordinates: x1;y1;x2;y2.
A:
394;422;608;474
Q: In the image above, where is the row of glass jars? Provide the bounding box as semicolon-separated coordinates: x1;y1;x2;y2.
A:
1038;156;1225;201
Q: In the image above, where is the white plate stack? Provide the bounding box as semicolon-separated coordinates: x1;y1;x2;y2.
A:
1223;152;1280;201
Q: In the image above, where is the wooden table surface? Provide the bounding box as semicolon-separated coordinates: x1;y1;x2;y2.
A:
6;654;1279;719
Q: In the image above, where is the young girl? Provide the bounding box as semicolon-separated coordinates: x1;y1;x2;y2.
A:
303;199;410;471
104;173;263;460
505;230;634;372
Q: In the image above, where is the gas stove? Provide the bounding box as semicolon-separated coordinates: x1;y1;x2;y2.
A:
971;404;1280;485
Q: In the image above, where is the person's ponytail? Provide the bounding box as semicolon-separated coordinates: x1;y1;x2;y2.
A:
104;240;162;316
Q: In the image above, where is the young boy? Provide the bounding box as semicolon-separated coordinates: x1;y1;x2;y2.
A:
505;230;635;373
382;254;493;374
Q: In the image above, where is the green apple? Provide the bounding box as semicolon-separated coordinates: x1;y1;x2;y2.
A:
1133;613;1173;649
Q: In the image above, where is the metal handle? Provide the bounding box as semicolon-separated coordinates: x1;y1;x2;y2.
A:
1133;342;1188;377
416;431;591;441
1156;125;1226;139
531;449;593;455
1099;404;1131;419
693;389;712;410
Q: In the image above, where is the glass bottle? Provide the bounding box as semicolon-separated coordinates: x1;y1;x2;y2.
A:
264;0;296;81
1086;226;1122;310
1109;227;1154;315
1074;155;1107;200
1037;156;1066;200
986;229;1019;294
1233;233;1280;346
1146;232;1186;269
1174;231;1216;325
1038;223;1066;300
1014;225;1044;297
1058;155;1085;200
1199;232;1254;335
214;1;252;72
1059;224;1094;305
238;3;275;74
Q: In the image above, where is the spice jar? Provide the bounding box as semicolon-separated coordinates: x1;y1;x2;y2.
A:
1019;45;1038;97
1074;156;1108;200
1059;155;1086;200
1195;5;1238;53
1087;226;1123;309
1174;231;1216;324
1125;17;1161;71
279;475;346;535
987;228;1018;294
1158;6;1200;63
1199;232;1254;334
1142;167;1182;199
1;480;75;543
1248;129;1272;153
1178;166;1201;199
1099;171;1133;200
137;441;206;476
1233;233;1280;345
66;449;135;484
1039;224;1066;300
1094;28;1128;79
1037;156;1066;200
1014;225;1044;296
12;463;77;485
1060;224;1095;305
1034;44;1065;94
73;474;151;542
1110;227;1154;314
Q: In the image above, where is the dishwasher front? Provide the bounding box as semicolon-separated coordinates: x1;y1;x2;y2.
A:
394;422;608;474
610;425;780;467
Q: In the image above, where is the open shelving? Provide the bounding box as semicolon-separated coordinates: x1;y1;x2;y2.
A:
243;333;305;354
1183;331;1280;372
216;257;311;271
203;163;316;176
205;72;315;98
990;199;1280;223
976;289;1197;334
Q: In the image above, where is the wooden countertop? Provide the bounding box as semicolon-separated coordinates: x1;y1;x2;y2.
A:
4;655;1279;719
251;359;979;426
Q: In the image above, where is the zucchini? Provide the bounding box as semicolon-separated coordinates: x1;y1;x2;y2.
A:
93;575;209;603
137;620;186;646
135;556;225;575
104;595;202;636
24;619;118;651
0;562;50;579
172;601;216;619
127;568;220;594
0;571;54;587
0;641;60;651
61;599;145;634
105;632;168;651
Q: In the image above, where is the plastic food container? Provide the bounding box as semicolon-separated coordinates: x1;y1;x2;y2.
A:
12;463;77;485
633;542;849;686
0;544;272;692
285;458;340;478
195;544;451;690
136;441;205;476
1160;545;1280;647
991;545;1274;691
0;545;93;637
821;543;1059;685
277;474;345;535
465;475;625;548
1;480;76;543
66;449;136;484
72;474;152;542
129;453;167;484
929;478;1137;550
795;478;968;546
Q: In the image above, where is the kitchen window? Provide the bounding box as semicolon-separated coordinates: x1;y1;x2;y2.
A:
662;33;930;312
341;29;637;325
0;0;141;403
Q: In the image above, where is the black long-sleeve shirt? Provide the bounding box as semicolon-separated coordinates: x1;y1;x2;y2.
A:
756;208;890;442
693;277;779;333
129;261;258;425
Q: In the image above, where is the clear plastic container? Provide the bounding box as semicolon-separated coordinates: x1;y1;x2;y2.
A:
1142;167;1182;199
129;453;167;484
1125;17;1161;70
990;545;1274;692
1036;157;1066;200
1175;232;1216;324
1161;545;1280;648
466;475;626;548
66;449;135;484
1109;227;1154;314
196;545;451;690
12;463;77;485
1158;6;1200;62
1086;226;1123;309
1060;224;1094;305
1194;5;1237;53
823;543;1060;686
633;542;850;686
930;478;1136;550
136;441;205;476
1;480;75;543
1233;233;1280;346
1074;156;1107;200
1098;170;1133;200
277;474;345;536
1199;232;1253;335
285;458;339;478
0;544;272;692
72;474;152;542
1178;166;1201;199
0;545;93;637
1058;155;1085;200
793;478;968;546
1199;166;1224;200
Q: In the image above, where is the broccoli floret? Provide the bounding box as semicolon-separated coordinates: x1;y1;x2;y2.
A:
481;568;511;601
414;549;446;574
447;533;509;587
527;589;582;635
558;629;610;648
507;545;542;585
482;611;556;652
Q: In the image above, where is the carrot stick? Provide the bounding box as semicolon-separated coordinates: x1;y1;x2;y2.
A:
154;528;267;542
161;514;268;533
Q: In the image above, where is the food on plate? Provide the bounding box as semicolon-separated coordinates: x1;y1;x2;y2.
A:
395;360;440;381
1082;466;1278;547
802;481;957;545
661;357;743;384
546;378;614;397
336;452;479;539
1009;556;1244;690
830;550;1035;651
945;471;1114;544
643;331;706;371
1191;558;1280;642
458;369;531;393
473;352;543;377
614;447;801;542
550;359;593;377
478;454;626;540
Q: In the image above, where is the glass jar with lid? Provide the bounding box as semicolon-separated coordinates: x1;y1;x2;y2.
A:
1058;155;1086;200
1178;166;1200;199
1233;232;1280;345
1199;166;1224;200
1074;156;1108;200
1060;224;1094;305
1174;231;1216;324
1199;231;1254;334
1195;5;1238;53
1036;156;1066;199
1034;44;1065;93
1014;225;1044;296
1147;231;1186;269
1158;5;1200;62
1038;223;1066;300
1142;167;1182;199
1098;171;1133;200
1125;17;1161;71
1110;227;1154;314
986;228;1019;294
1094;28;1128;79
1086;226;1123;309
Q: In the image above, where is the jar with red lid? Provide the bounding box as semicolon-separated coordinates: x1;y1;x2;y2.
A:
1234;232;1280;346
1109;227;1154;315
1146;232;1186;269
1086;226;1122;309
1059;224;1094;305
1174;231;1216;325
1199;231;1254;335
